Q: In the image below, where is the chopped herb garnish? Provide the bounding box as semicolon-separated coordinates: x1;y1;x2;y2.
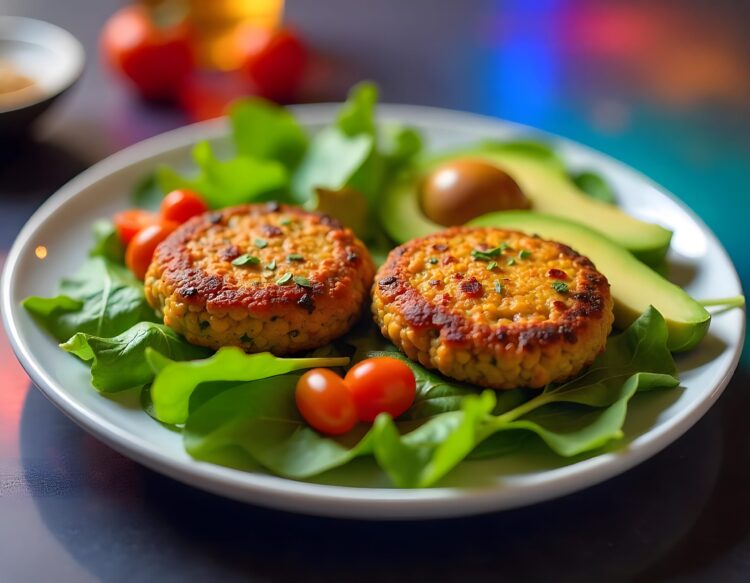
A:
500;242;511;252
287;253;305;262
471;247;503;261
276;273;293;285
507;258;516;266
266;259;277;271
519;249;532;260
427;257;439;265
254;238;268;249
232;254;261;267
487;261;498;271
280;217;292;226
293;276;313;288
552;281;569;294
494;281;504;294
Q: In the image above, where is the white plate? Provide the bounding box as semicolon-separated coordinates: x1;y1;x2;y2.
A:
1;105;745;519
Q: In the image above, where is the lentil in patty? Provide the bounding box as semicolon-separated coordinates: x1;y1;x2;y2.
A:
372;226;614;389
145;203;375;355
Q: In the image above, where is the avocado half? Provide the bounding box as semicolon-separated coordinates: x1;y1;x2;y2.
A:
470;211;710;352
380;144;673;266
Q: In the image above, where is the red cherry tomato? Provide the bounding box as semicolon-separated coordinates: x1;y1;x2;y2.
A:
113;209;159;245
238;27;308;102
295;369;357;436
344;357;416;422
160;189;209;223
125;221;179;280
101;5;193;101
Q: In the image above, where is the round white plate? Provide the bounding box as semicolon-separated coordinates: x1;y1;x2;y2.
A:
1;105;745;519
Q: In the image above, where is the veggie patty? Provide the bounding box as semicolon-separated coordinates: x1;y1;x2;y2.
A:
372;226;614;389
145;202;375;354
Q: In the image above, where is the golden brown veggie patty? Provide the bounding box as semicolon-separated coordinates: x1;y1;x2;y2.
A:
372;226;614;389
145;203;375;354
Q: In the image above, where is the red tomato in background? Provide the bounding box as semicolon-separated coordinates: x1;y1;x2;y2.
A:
238;27;308;102
101;5;193;101
161;189;208;223
344;357;417;422
125;221;179;280
114;209;159;245
296;369;358;436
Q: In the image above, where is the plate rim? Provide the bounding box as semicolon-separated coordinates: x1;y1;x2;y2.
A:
1;103;745;519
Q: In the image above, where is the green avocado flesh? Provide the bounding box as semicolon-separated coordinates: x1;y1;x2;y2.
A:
381;147;673;265
469;211;710;352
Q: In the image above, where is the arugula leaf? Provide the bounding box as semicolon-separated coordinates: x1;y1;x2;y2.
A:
147;347;350;424
23;257;157;342
571;171;617;205
61;322;210;392
380;123;422;174
89;220;125;264
229;98;308;170
157;141;288;209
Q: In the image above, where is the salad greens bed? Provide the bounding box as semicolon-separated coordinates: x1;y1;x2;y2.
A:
22;83;684;488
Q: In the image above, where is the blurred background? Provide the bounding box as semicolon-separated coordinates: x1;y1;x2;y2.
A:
1;1;749;581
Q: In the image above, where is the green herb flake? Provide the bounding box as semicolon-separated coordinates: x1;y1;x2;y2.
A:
507;258;516;266
427;257;439;265
293;276;313;288
494;281;504;294
280;217;292;226
471;247;502;261
519;249;532;260
276;273;293;285
266;259;277;271
552;281;569;294
287;253;305;262
254;238;268;249
487;261;498;271
232;254;261;267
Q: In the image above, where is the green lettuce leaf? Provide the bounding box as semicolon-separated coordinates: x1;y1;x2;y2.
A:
229;98;308;170
156;141;288;209
147;347;350;424
182;307;679;488
131;173;164;210
89;220;125;264
61;322;210;392
23;257;157;342
185;375;374;478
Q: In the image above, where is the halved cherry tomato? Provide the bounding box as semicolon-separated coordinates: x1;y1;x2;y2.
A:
238;27;308;102
160;189;209;223
344;357;416;422
125;221;179;280
114;209;159;245
295;369;357;436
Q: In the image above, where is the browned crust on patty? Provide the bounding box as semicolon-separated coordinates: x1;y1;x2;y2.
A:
375;226;611;353
150;202;370;314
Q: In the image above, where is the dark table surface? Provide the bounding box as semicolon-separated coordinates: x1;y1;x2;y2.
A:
1;1;749;581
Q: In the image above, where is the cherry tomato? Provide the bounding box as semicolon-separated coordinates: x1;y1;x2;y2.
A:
238;27;308;102
125;221;179;280
344;357;416;422
160;189;209;224
295;369;357;436
101;5;193;101
113;209;159;245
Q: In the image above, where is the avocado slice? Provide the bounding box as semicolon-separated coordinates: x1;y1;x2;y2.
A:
469;210;710;352
380;144;672;265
